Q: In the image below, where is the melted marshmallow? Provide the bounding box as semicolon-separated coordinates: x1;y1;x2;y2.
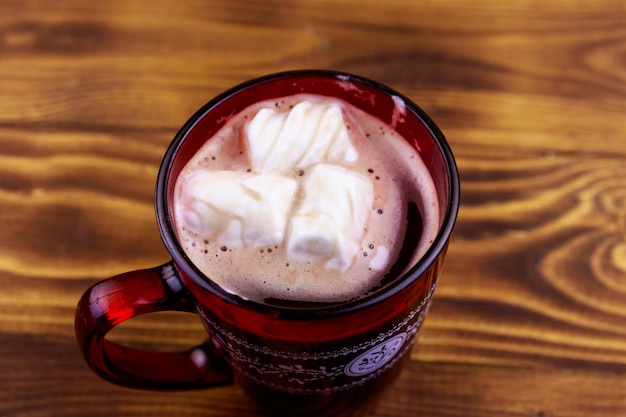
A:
246;101;358;174
180;100;375;273
287;163;373;270
181;171;297;247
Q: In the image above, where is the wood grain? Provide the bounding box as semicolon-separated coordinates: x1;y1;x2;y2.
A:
2;333;626;417
417;148;626;370
1;0;626;416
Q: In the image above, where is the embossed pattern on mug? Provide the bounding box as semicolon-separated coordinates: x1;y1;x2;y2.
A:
198;281;436;394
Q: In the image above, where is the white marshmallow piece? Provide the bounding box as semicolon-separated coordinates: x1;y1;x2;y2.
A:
181;171;298;247
246;101;358;174
287;163;374;270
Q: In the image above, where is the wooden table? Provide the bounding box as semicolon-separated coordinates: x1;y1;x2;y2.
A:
2;1;626;416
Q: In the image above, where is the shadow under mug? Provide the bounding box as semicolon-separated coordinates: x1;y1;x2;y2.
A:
75;70;460;417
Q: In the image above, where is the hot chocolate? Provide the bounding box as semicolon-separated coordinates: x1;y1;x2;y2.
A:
75;72;459;417
173;94;439;303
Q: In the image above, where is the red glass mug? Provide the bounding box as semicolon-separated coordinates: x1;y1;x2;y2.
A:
75;70;460;417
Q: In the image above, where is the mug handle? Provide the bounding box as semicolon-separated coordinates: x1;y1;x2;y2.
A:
75;262;233;390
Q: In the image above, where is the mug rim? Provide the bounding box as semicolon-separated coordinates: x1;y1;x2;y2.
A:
155;69;460;320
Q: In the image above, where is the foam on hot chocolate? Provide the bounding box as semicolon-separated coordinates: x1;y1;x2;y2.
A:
174;94;439;303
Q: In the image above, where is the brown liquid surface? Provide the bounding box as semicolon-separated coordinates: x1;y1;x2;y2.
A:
174;94;439;303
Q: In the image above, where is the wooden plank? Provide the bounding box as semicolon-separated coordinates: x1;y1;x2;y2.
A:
2;333;625;417
1;0;626;416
